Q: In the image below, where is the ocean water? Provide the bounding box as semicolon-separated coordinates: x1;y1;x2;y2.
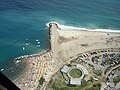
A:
0;0;120;79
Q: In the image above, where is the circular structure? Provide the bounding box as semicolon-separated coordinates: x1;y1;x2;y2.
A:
61;64;88;85
69;68;82;78
67;67;84;79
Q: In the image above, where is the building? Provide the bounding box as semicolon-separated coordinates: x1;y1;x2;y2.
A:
61;65;70;73
61;64;89;86
70;78;81;85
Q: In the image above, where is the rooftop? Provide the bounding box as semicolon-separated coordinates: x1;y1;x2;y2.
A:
70;78;81;85
61;65;70;73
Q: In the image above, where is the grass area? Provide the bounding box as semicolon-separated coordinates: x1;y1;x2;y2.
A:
39;76;45;85
36;76;45;90
48;79;89;90
67;64;72;67
87;83;101;90
69;68;82;78
47;71;89;90
106;58;111;65
93;70;102;76
113;76;120;84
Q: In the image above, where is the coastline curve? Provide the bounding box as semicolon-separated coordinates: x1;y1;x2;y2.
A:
46;21;120;33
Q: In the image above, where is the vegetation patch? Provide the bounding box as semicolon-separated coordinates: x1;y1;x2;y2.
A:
69;68;82;78
36;76;45;90
93;70;102;76
67;64;72;67
46;71;89;90
39;76;45;85
113;76;120;84
87;83;101;90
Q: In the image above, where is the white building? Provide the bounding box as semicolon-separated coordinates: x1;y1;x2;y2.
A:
61;65;70;73
70;78;81;85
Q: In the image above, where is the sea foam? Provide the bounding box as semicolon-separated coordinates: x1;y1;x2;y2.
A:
46;21;120;33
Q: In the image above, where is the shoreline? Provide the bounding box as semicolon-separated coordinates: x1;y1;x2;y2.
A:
14;49;50;60
13;49;50;82
0;49;50;81
14;49;54;90
46;21;120;33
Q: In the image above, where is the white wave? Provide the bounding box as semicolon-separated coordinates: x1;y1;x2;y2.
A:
46;21;60;27
46;21;120;33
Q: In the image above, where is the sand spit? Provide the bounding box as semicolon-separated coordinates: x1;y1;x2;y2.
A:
49;22;120;61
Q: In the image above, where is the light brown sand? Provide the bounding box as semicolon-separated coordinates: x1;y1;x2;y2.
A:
49;23;120;62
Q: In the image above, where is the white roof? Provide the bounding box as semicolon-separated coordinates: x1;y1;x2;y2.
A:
70;78;81;85
61;65;70;73
76;64;88;75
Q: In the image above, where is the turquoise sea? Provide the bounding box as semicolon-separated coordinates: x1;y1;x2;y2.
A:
0;0;120;80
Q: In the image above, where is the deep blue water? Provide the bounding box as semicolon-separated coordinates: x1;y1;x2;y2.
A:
0;0;120;79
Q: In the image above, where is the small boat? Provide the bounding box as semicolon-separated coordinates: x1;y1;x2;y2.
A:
26;43;29;46
37;42;40;44
22;47;25;50
36;45;40;47
1;68;4;72
36;39;39;42
25;42;30;46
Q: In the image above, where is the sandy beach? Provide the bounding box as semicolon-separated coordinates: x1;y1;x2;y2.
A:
14;22;120;90
49;23;120;61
